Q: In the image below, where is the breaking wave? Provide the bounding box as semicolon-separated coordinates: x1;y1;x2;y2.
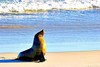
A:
0;0;100;13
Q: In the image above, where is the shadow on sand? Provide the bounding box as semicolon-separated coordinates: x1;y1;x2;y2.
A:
0;59;32;63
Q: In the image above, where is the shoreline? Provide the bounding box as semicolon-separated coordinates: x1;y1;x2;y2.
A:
0;50;100;67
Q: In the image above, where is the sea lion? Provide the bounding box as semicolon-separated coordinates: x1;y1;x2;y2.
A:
16;30;46;62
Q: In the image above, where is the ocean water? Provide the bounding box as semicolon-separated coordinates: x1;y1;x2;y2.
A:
0;0;100;53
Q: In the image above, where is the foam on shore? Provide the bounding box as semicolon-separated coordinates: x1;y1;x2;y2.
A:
0;0;100;14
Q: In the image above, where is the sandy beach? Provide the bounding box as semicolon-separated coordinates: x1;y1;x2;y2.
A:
0;51;100;67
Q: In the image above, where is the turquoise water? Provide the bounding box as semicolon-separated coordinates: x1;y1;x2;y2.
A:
0;9;100;52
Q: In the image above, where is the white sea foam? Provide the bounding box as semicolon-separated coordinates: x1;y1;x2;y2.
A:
0;0;100;13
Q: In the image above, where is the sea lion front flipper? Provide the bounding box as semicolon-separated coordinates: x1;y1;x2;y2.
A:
33;52;46;62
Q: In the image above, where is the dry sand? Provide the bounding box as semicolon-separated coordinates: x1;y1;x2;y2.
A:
0;51;100;67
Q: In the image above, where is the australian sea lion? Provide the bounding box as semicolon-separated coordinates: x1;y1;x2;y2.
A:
16;30;46;62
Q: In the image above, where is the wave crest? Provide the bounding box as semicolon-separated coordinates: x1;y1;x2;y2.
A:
0;0;100;13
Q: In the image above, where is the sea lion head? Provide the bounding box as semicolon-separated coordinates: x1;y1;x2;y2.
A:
35;29;44;37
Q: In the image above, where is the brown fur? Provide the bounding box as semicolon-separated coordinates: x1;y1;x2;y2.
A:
16;30;46;62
